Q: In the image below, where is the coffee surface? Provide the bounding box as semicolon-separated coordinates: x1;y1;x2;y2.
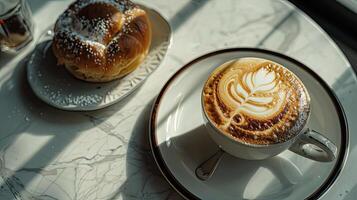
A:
203;58;310;145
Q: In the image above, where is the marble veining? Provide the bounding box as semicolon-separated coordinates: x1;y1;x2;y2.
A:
0;0;356;200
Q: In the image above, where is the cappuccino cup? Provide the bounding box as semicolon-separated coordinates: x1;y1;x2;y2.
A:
201;57;337;162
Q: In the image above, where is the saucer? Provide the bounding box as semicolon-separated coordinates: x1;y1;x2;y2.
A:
27;5;171;111
149;48;348;200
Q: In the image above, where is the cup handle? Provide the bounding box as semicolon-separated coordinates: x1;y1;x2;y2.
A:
289;128;337;162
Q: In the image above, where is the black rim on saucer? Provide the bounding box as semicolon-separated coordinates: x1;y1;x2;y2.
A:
149;48;349;200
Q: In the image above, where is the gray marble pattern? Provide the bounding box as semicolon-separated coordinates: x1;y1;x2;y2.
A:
0;0;356;199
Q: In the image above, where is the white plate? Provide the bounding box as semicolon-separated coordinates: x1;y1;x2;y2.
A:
149;48;348;200
27;5;171;111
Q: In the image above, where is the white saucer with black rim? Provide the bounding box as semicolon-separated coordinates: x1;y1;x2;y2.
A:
27;5;171;111
149;48;348;200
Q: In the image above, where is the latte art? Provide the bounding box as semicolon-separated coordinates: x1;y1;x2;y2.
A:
224;66;283;118
203;58;310;145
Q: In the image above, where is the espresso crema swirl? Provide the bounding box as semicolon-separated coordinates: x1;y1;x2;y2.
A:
203;58;310;145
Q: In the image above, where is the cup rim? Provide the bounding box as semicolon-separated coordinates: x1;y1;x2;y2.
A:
201;57;311;148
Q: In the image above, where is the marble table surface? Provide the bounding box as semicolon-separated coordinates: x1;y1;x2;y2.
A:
0;0;357;199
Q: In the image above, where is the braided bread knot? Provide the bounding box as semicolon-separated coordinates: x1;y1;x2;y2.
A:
52;0;152;82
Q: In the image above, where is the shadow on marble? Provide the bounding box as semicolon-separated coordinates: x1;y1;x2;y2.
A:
343;183;357;200
29;0;67;14
0;52;17;69
256;10;299;50
0;51;147;198
0;54;83;198
0;55;87;198
168;0;212;32
101;99;181;200
332;68;357;92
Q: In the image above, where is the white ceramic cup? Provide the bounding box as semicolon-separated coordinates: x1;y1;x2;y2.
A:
201;61;337;162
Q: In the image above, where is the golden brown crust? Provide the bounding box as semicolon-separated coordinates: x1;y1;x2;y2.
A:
52;0;152;82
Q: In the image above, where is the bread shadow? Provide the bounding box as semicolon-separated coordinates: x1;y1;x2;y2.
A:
0;50;141;199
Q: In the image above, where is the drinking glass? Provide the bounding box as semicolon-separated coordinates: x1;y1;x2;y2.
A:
0;0;34;53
